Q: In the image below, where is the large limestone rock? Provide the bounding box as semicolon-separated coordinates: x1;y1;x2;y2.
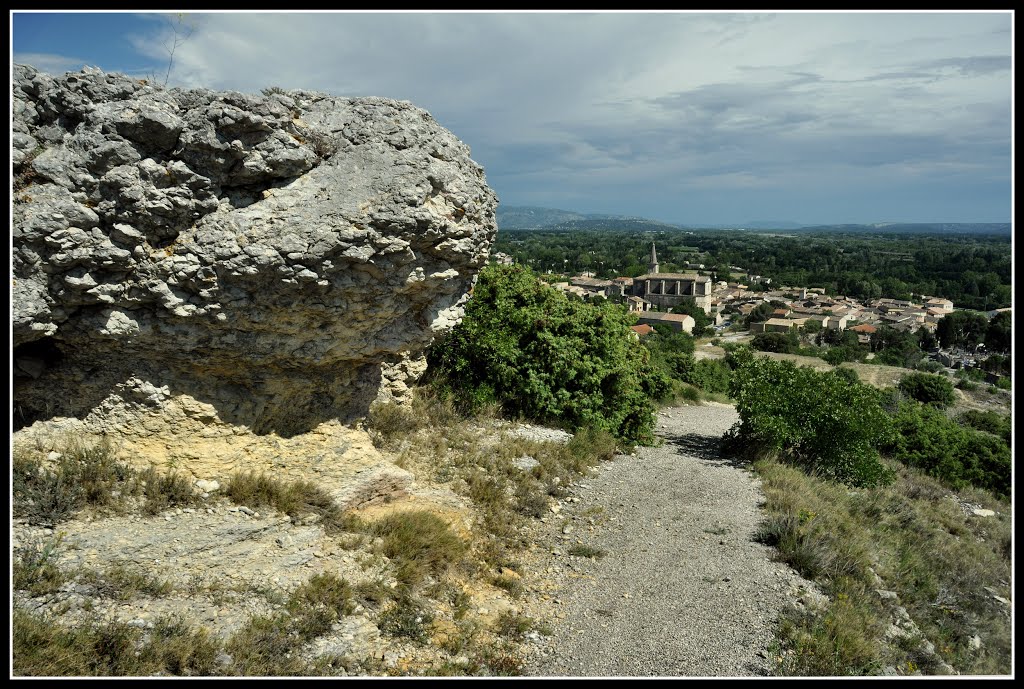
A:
12;65;498;441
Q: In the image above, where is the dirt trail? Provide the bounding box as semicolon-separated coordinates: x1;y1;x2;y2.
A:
521;404;812;677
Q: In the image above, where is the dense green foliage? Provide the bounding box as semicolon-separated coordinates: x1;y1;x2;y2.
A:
725;351;895;487
984;310;1011;353
495;228;1011;310
428;265;660;445
935;310;988;350
752;332;797;353
669;300;713;336
870;326;925;368
897;372;956;408
744;301;778;327
682;358;733;394
812;329;867;365
884;402;1010;498
957;410;1012;446
638;324;734;400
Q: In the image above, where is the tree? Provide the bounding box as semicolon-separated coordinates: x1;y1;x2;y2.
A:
671;301;713;337
985;311;1011;353
428;265;660;445
885;402;1009;497
751;332;797;354
916;327;938;351
870;326;923;368
744;302;774;327
936;311;988;350
802;319;823;336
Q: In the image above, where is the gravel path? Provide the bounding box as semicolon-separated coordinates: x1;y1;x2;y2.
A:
521;403;810;677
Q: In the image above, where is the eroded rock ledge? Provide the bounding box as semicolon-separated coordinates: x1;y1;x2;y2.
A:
13;65;498;442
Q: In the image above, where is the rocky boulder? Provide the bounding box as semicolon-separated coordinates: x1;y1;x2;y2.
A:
13;65;498;440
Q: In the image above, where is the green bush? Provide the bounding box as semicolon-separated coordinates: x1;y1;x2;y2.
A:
223;471;341;530
897;372;955;408
915;360;945;374
725;356;895;487
752;331;797;354
884;402;1010;497
822;345;867;366
957;410;1011;445
681;358;732;394
428;265;660;445
830;367;859;385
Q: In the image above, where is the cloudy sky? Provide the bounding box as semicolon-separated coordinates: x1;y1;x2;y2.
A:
12;10;1013;225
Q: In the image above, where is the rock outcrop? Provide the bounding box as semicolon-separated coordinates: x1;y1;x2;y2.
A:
12;65;498;441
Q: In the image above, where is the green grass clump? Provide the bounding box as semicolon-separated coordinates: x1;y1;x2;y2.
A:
14;439;139;525
140;466;198;516
493;611;548;641
285;573;355;639
75;564;173;601
14;535;66;597
13;608;219;677
223;471;342;530
378;597;434;643
347;510;467;589
225;572;357;676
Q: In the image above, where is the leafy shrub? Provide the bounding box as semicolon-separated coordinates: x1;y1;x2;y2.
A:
897;372;955;408
884;402;1010;497
725;356;895;487
681;358;733;394
957;410;1011;445
823;345;867;366
914;359;945;374
752;332;798;353
428;265;660;445
831;367;859;385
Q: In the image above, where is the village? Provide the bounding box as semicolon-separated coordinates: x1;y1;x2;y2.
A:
492;242;1010;375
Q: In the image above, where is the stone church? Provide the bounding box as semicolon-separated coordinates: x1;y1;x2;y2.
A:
630;243;712;314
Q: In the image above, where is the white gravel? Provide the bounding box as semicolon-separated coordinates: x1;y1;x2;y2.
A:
521;403;813;677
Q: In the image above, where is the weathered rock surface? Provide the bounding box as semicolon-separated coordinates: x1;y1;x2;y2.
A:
13;64;498;441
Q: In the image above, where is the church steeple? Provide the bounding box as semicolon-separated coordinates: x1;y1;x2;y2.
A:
649;242;659;274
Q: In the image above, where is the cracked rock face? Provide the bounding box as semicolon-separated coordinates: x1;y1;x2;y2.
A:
13;65;498;438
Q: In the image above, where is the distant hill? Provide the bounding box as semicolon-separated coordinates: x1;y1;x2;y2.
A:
496;206;588;228
496;206;1011;236
497;205;675;230
795;223;1011;236
739;220;805;230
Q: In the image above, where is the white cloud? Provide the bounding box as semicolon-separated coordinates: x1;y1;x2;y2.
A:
13;51;94;74
16;10;1011;221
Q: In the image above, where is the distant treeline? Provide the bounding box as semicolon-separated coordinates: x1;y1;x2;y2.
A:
494;228;1012;311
